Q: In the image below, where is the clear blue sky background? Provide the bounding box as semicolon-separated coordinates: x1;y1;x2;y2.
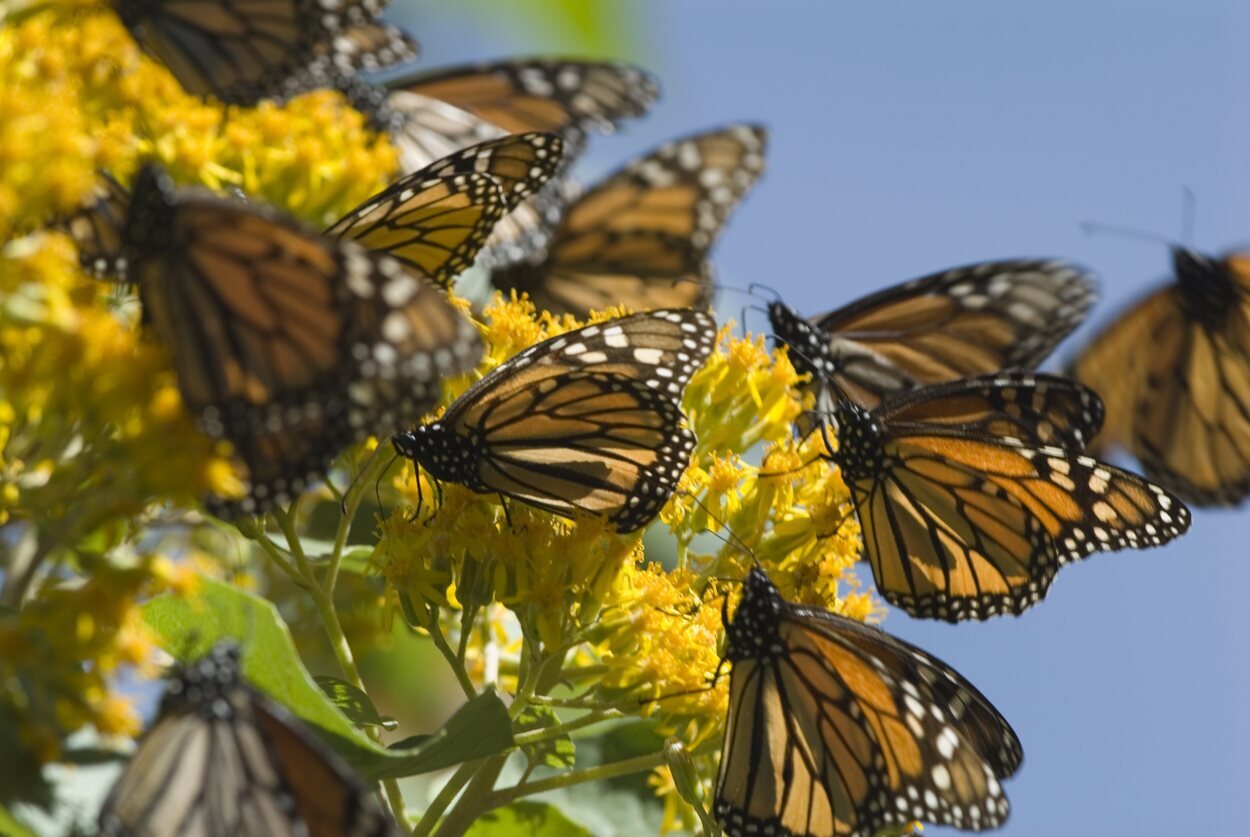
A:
397;3;1250;835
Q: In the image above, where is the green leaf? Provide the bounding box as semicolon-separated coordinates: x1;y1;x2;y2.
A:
315;676;398;731
141;575;514;779
515;706;575;769
383;689;515;776
465;801;590;837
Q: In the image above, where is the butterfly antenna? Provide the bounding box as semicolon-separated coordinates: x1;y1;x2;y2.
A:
1182;186;1197;247
746;282;782;302
1079;220;1174;247
679;490;757;565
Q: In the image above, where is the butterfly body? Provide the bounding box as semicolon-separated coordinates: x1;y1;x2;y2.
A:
392;308;716;532
99;642;400;837
1173;247;1241;327
823;373;1189;621
715;568;1021;837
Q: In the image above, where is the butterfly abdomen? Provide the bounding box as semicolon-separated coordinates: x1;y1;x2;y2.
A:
829;401;887;482
723;568;785;662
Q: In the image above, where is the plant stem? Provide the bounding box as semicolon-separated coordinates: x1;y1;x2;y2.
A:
512;707;624;746
270;504;408;827
432;755;508;837
411;760;481;837
428;618;475;699
441;750;666;836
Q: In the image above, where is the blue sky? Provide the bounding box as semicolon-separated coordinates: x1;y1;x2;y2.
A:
400;2;1250;834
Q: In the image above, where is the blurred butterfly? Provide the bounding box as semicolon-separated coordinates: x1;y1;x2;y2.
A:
98;642;400;837
1068;246;1250;505
491;124;767;318
768;259;1096;410
375;59;659;266
122;163;484;515
716;567;1022;837
392;308;717;532
821;372;1190;621
110;0;417;106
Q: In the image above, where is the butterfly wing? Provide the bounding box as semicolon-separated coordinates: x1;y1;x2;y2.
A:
1069;254;1250;505
125;165;482;513
491;125;767;317
834;392;1190;621
418;309;716;532
379;107;570;267
99;644;399;837
387;58;657;141
876;371;1105;452
58;171;132;281
777;260;1096;409
324;170;508;289
111;0;415;105
716;569;1021;837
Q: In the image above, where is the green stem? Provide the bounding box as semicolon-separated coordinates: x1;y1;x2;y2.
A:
250;530;306;588
428;617;475;700
442;750;667;836
512;707;624;746
328;444;391;595
270;504;408;827
433;755;507;837
411;759;482;837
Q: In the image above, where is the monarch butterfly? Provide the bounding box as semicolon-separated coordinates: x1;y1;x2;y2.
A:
110;0;417;106
392;308;717;532
768;260;1096;410
490;125;768;318
98;642;400;837
376;59;659;266
123;163;484;515
716;568;1022;837
1067;246;1250;505
819;372;1191;621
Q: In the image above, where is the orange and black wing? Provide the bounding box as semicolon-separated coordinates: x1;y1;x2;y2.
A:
771;260;1095;409
125;164;482;514
99;643;400;837
491;125;767;317
111;0;416;105
716;568;1021;837
1068;248;1250;505
387;58;657;141
877;371;1104;452
324;169;507;289
830;391;1190;621
397;309;716;532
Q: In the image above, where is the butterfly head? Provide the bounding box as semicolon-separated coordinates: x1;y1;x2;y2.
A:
1172;246;1239;325
392;421;477;483
766;300;835;382
164;641;244;720
723;568;784;662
